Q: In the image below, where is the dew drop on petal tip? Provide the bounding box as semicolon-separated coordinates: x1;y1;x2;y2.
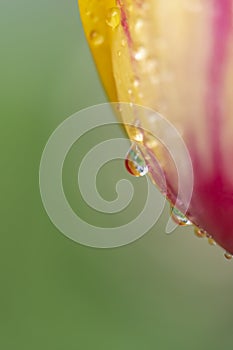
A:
171;206;192;226
125;143;148;177
224;252;233;260
106;7;121;29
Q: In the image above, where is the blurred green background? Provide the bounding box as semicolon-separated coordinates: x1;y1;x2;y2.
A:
1;1;233;349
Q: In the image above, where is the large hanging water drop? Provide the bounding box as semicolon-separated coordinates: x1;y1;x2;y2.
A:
170;206;192;226
125;143;148;177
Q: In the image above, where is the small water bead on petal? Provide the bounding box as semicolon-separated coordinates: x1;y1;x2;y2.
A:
170;206;193;226
85;9;91;16
126;124;144;143
134;18;144;33
121;39;126;47
194;227;206;238
106;7;121;29
134;46;147;61
224;252;233;260
89;30;104;46
207;236;216;246
125;143;148;177
133;78;140;88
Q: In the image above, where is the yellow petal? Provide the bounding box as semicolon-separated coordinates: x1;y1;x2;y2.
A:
78;0;119;101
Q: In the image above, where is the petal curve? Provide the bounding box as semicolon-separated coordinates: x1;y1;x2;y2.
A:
79;0;233;255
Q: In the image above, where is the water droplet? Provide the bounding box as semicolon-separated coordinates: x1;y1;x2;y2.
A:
126;124;144;143
121;39;126;47
194;227;206;238
207;237;216;246
135;18;144;32
125;143;148;177
89;30;104;46
134;46;147;61
117;50;122;57
171;206;192;226
132;77;140;88
224;251;233;260
85;9;91;16
106;7;120;29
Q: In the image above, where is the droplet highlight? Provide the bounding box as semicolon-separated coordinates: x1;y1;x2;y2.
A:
125;143;148;177
134;46;147;61
106;7;120;29
170;206;192;226
133;78;140;88
135;18;144;33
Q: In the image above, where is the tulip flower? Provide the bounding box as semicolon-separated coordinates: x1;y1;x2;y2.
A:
78;0;233;257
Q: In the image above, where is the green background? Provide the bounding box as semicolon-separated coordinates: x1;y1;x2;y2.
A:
1;1;233;349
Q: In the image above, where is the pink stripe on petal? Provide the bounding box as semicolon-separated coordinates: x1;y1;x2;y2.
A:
206;0;232;165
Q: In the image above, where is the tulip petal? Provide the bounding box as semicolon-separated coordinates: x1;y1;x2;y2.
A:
79;0;233;254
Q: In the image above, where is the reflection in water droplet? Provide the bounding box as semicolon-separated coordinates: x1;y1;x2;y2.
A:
125;143;148;177
224;252;233;260
106;7;121;29
89;30;104;46
171;206;192;226
194;227;206;238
